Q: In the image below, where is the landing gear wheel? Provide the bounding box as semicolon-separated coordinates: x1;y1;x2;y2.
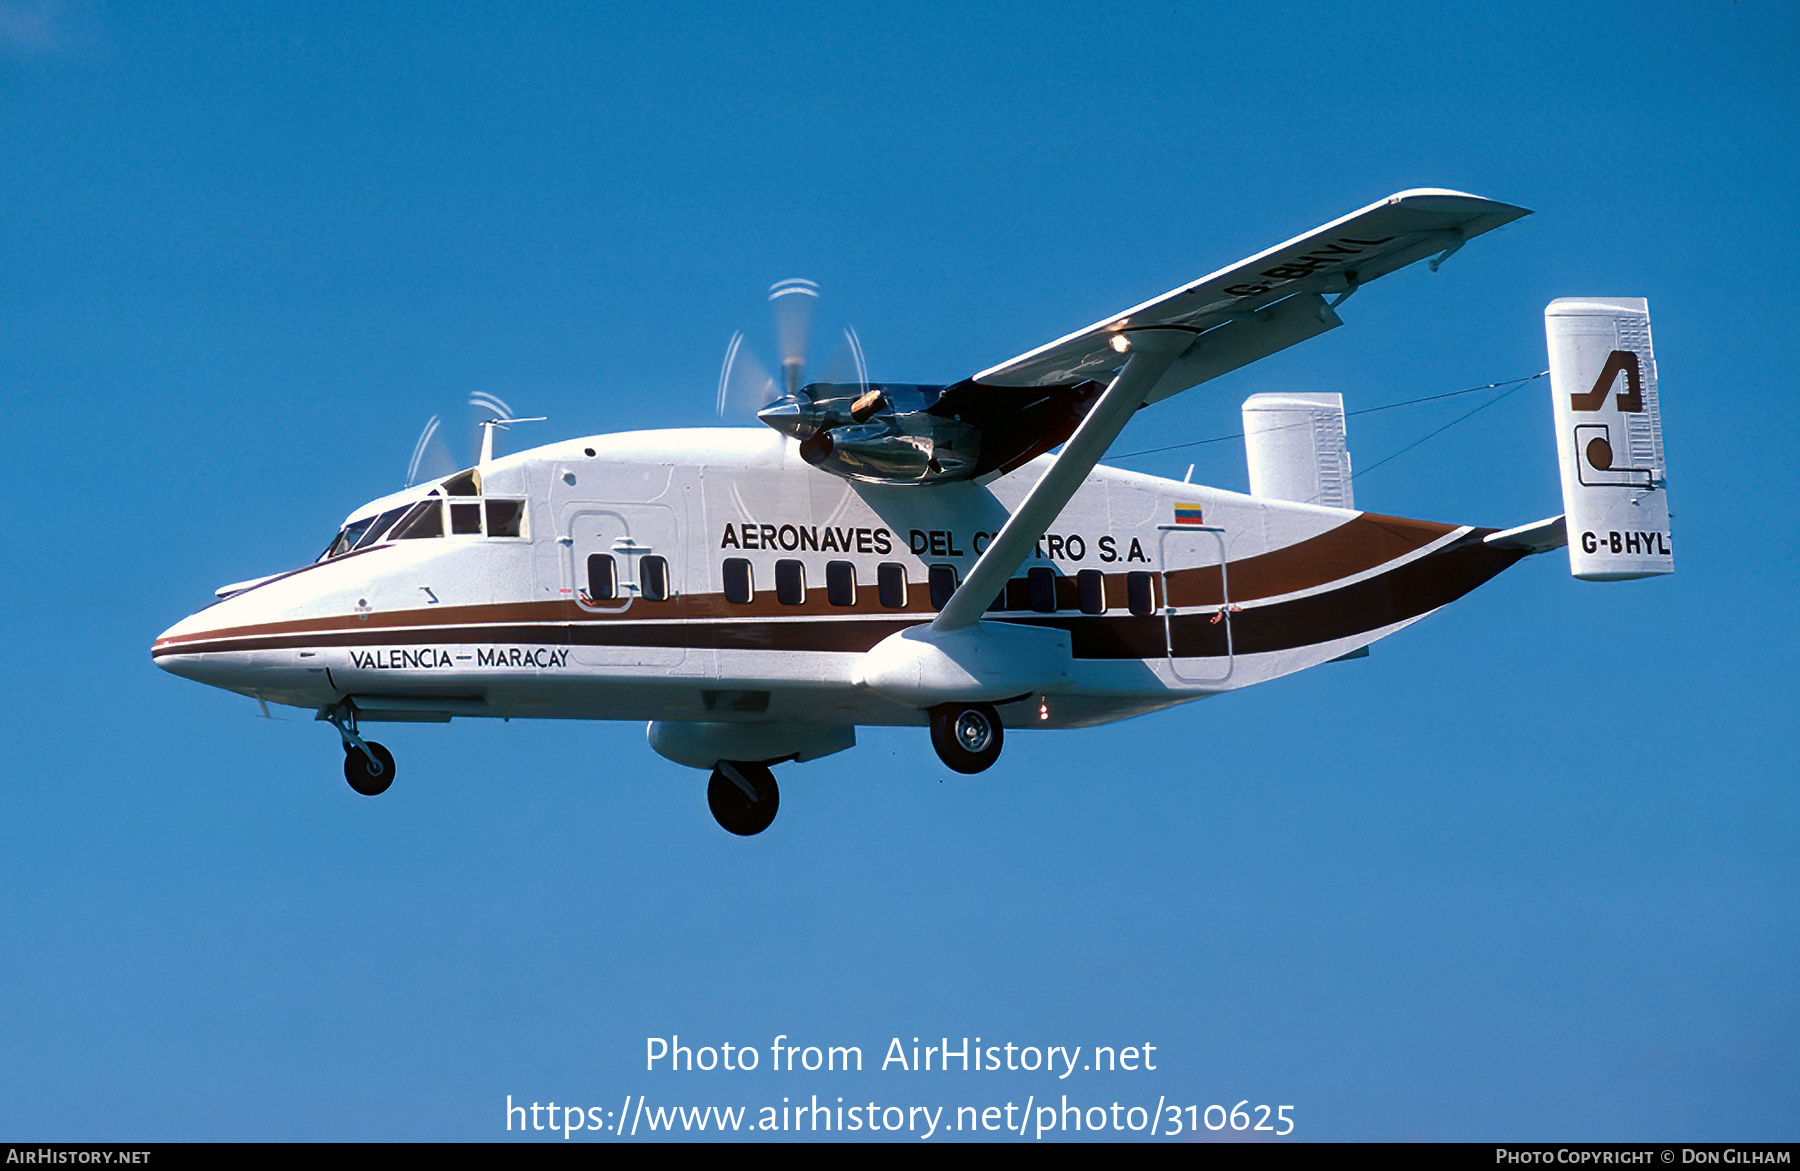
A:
930;703;1004;774
344;741;396;796
707;761;779;836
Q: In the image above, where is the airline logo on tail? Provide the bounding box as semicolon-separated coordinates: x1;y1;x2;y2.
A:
1570;349;1658;490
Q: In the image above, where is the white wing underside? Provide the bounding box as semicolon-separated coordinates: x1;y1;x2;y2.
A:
972;188;1529;402
928;188;1531;630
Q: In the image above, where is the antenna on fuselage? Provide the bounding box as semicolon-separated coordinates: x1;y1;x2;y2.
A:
476;415;546;466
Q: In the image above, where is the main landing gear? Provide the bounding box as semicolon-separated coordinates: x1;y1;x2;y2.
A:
930;702;1004;774
320;700;396;797
708;761;780;836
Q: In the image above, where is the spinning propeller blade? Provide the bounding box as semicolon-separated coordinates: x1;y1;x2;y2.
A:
404;392;530;485
716;279;869;423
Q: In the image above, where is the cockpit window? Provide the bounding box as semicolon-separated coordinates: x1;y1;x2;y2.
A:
485;499;525;538
354;506;412;550
323;516;377;560
392;499;444;540
317;472;523;561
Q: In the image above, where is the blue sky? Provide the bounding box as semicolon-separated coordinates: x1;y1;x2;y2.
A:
2;0;1794;1141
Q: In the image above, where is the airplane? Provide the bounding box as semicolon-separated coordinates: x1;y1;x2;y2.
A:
152;189;1672;836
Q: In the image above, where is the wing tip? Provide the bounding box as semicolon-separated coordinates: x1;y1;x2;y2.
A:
1384;187;1533;219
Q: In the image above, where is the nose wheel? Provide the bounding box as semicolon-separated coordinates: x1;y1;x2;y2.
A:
343;741;396;796
320;700;397;797
930;702;1004;774
708;761;780;835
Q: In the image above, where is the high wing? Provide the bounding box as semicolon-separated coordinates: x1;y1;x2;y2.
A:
930;188;1530;630
972;188;1529;400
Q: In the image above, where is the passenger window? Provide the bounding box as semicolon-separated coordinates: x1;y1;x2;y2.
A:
485;498;525;538
928;564;957;610
1078;569;1106;615
826;560;856;607
394;499;444;540
1127;571;1156;616
1027;566;1057;613
586;554;617;602
775;559;806;605
723;558;753;604
640;555;671;601
450;502;483;535
1005;577;1033;611
877;563;907;609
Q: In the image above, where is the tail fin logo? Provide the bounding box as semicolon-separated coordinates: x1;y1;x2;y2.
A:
1569;349;1644;414
1568;349;1655;489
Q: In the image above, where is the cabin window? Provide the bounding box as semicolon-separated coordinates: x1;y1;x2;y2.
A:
1005;577;1033;611
775;559;806;606
485;498;525;538
1028;566;1057;613
877;563;907;609
586;554;617;601
1127;571;1156;616
450;502;483;535
640;555;671;601
1078;569;1106;615
442;468;482;496
723;558;753;604
826;561;856;607
393;499;444;540
928;563;957;610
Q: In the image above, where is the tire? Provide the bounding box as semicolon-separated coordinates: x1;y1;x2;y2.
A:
707;761;780;835
344;741;396;796
929;703;1003;774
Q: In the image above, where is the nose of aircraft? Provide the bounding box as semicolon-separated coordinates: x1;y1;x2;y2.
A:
152;611;208;680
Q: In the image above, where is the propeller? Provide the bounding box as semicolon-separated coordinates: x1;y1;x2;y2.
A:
405;392;538;486
716;279;870;424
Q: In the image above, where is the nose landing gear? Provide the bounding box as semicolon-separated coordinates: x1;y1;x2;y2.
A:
929;702;1004;774
343;741;395;796
320;700;397;797
707;760;780;835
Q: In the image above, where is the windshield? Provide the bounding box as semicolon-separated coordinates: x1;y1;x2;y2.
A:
315;468;520;561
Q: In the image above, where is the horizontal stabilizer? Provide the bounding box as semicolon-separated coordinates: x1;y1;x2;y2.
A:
1483;515;1567;553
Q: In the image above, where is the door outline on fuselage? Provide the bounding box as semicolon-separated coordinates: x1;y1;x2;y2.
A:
559;502;686;668
1158;524;1233;684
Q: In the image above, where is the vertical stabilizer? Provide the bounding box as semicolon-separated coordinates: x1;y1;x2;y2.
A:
1242;392;1354;509
1545;298;1672;580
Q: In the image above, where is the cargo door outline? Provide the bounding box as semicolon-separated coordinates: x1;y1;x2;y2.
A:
1158;524;1232;684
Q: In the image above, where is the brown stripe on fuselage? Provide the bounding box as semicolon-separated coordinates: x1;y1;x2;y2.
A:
154;512;1455;652
1161;511;1458;608
154;528;1526;662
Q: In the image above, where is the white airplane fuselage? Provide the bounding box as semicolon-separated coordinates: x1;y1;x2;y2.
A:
153;426;1525;735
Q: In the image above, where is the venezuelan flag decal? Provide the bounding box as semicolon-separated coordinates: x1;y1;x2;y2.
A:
1174;502;1206;526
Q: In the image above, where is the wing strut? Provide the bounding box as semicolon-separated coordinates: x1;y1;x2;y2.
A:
932;328;1193;632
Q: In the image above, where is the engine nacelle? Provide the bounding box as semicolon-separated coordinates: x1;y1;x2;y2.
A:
758;378;1105;485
